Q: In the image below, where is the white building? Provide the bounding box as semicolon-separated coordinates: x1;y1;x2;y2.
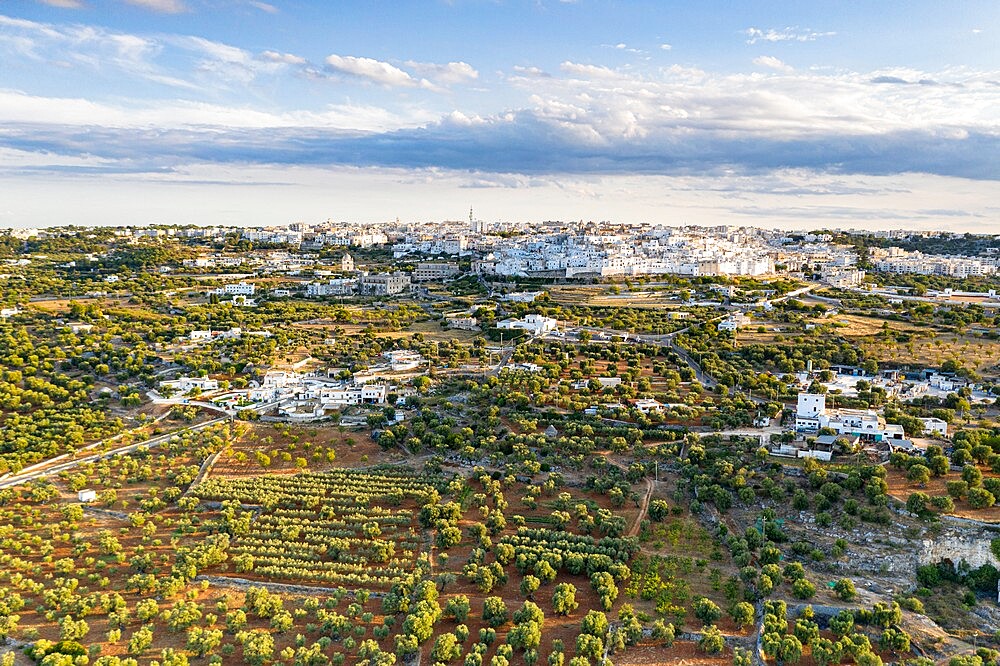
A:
633;398;664;414
446;316;479;331
497;314;558;336
214;282;256;297
383;350;425;371
501;291;545;303
231;295;257;307
78;489;97;503
182;257;215;268
918;417;949;437
358;272;411;296
160;376;219;393
307;279;356;297
413;263;460;281
718;313;751;332
250;371;388;408
794;393;905;442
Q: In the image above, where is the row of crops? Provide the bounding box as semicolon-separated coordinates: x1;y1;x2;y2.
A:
499;527;640;577
192;467;448;587
193;466;449;509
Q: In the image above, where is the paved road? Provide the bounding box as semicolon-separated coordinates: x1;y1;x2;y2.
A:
486;345;516;376
0;416;229;490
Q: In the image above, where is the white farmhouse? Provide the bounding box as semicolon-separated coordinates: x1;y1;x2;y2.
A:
918;417;949;437
383;350;425;371
633;398;664;414
497;314;558;336
718;313;751;332
214;281;256;297
794;393;905;442
160;376;219;393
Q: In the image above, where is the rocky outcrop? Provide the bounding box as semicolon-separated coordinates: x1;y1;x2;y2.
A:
919;525;1000;570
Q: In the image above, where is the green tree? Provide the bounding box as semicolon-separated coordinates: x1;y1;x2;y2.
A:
431;633;462;663
552;584;579;616
730;602;755;628
777;635;804;665
445;596;471;623
698;625;725;654
520;575;541;600
128;625;154;655
694;597;723;625
59;616;89;642
186;627;223;658
580;610;608;638
834;579;857;601
791;579;816;600
236;630;275;666
482;597;509;628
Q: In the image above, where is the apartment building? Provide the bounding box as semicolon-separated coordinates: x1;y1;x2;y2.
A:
412;262;460;281
358;272;411;296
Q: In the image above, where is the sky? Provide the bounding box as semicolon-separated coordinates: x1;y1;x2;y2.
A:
0;1;998;231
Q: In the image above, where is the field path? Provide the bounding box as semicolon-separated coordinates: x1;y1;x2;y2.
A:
628;478;655;537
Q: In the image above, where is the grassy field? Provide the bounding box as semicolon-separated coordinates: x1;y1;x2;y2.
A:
737;312;1000;378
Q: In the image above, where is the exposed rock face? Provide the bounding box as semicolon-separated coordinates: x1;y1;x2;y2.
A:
919;526;1000;571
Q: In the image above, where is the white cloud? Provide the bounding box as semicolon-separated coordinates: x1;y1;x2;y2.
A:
248;1;278;13
259;50;306;65
559;61;621;80
753;55;793;72
511;65;550;78
0;16;314;90
602;42;644;54
35;0;85;8
505;62;1000;149
325;54;418;87
122;0;187;13
403;60;478;85
180;36;250;64
0;88;435;132
744;27;836;45
660;43;672;51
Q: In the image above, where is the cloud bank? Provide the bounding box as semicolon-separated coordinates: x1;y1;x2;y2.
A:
0;12;998;232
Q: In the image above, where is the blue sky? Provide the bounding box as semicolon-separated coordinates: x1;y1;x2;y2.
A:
0;0;998;230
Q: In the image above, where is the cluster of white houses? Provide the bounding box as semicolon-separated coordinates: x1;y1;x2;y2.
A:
794;393;905;441
160;369;391;420
794;392;948;440
870;247;998;278
247;371;388;408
